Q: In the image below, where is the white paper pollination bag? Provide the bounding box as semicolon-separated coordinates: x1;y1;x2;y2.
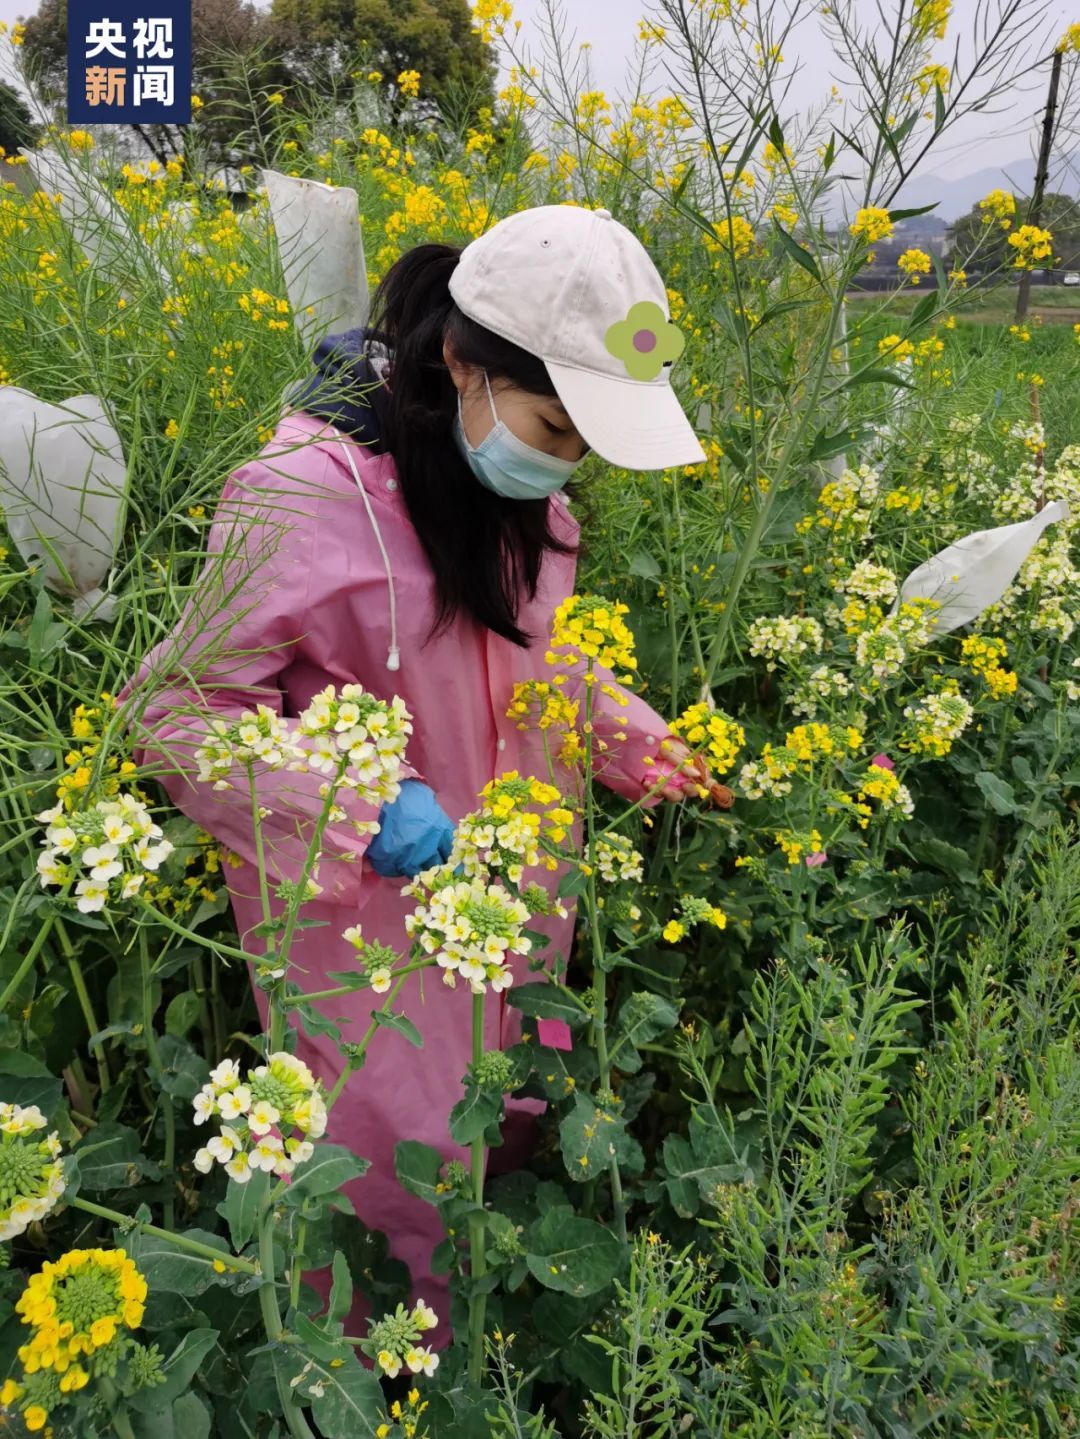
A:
889;499;1071;636
0;388;127;622
262;169;370;352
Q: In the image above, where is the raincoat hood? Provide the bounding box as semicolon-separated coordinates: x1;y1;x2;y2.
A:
283;325;392;450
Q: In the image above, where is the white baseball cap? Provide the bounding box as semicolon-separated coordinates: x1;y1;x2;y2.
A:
448;204;707;471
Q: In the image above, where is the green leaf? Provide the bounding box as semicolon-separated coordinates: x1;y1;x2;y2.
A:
772;222;822;283
129;1393;213;1439
394;1140;444;1205
843;366;914;391
809;426;874;461
449;1082;503;1147
525;1206;623;1297
608;992;679;1073
751;297;818;333
907;289;938;331
0;1048;63;1116
75;1122;162;1191
882;111;918;166
712;300;749;346
975;770;1017;816
904;837;977;884
170;1394;212;1439
127;1328;220;1413
294;1002;344;1044
283;1144;370;1207
372;1009;423;1048
328;1250;352;1324
835;127;867;162
558;1092;642;1181
272;1347;385;1436
888;203;940;222
671;160;696;206
216;1169;270;1250
556;866;588;899
509;982;588;1026
530;1035;599;1103
157;1034;211;1101
117;1227;232;1296
292;1310;349;1363
767;114;785;152
1011;754;1035;785
661;1132;747;1218
164;991;202;1039
322;970;370;992
28;586;66;667
627;548;661;579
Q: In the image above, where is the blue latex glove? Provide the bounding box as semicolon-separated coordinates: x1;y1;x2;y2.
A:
365;779;455;879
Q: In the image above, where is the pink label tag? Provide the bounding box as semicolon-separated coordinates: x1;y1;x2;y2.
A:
536;1018;573;1051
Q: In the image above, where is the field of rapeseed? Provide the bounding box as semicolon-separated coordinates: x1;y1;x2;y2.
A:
1;1;1080;1435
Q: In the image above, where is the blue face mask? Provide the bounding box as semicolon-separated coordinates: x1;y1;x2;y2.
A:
453;369;584;500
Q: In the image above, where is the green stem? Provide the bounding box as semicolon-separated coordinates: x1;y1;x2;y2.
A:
191;951;215;1070
56;920;111;1093
99;1378;137;1439
250;765;275;938
290;1217;307;1311
284;957;430;1008
468;989;488;1386
1011;721;1066;868
857;827;889;950
973;704;1014;874
134;900;258;962
258;1196;318;1439
70;1196;259;1274
269;778;339;1053
323;968;415;1114
210;950;225;1064
582;675;627;1245
0;909;57;1012
702;288;848;693
138;926;175;1230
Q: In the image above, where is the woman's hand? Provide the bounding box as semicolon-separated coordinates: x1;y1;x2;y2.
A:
646;737;712;803
366;779;455;878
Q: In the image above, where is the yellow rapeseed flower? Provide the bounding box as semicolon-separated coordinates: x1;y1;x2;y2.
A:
897;248;932;282
849;207;893;243
1007;224;1053;270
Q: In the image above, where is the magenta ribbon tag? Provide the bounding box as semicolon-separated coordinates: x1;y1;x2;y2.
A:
536;1018;573;1051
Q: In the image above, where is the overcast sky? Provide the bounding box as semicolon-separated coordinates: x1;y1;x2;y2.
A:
2;0;1074;187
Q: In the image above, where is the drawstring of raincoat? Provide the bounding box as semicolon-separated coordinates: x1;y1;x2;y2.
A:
321;422;401;672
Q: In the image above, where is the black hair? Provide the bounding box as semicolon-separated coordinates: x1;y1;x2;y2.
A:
364;242;586;650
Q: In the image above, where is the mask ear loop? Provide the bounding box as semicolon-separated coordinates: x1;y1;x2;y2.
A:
457;370;500;450
482;368;500;424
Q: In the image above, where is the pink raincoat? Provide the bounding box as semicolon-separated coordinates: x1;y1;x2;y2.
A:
116;409;678;1346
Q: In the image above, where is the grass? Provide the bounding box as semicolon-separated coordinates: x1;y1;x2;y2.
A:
843;288;1080;451
847;283;1080;324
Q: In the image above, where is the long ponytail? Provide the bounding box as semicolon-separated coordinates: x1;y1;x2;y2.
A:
365;243;584;649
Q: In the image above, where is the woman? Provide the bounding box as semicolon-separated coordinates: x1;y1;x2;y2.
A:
115;203;709;1347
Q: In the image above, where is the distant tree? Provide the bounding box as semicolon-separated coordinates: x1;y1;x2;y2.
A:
0;80;40;158
947;190;1080;272
266;0;496;127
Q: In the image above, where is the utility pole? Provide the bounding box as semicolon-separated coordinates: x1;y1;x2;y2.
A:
1015;46;1063;324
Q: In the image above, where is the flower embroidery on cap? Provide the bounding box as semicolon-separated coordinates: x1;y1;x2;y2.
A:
604;300;685;381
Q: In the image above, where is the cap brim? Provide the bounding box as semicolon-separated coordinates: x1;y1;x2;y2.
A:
544;360;708;470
